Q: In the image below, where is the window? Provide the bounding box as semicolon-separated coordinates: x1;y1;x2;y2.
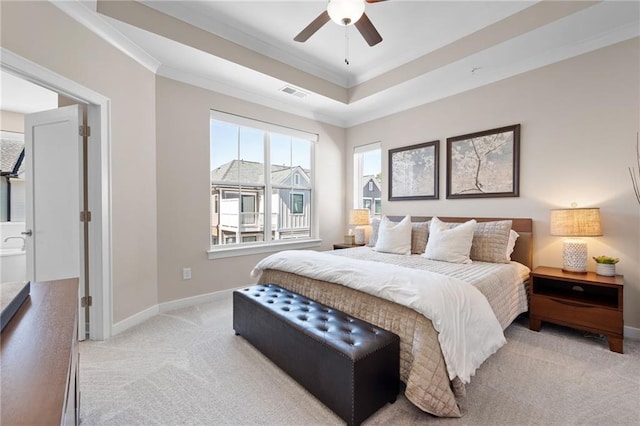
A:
291;193;304;214
0;131;26;222
353;143;382;217
374;199;382;214
210;111;316;250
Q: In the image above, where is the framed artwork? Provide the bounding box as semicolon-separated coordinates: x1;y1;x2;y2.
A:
446;124;520;199
388;140;439;201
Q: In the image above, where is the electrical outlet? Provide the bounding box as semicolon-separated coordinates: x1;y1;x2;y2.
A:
182;267;191;280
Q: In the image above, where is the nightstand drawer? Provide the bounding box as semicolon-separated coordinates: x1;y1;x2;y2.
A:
531;295;623;335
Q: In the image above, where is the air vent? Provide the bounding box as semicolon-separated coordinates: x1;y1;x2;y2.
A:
280;85;308;99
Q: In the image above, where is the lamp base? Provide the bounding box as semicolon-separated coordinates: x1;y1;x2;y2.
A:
561;268;588;275
562;238;588;274
353;225;372;245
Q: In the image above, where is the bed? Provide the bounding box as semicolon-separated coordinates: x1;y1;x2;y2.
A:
254;216;533;417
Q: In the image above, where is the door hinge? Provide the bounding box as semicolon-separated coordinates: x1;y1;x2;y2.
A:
81;296;92;308
79;125;91;137
80;211;92;222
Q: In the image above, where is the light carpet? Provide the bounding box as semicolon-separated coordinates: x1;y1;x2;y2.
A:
80;292;640;425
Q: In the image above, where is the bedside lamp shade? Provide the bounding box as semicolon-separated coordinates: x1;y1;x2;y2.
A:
349;209;370;245
550;208;602;273
349;209;370;226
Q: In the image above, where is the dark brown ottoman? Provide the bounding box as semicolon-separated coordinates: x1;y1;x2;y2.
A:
233;284;400;426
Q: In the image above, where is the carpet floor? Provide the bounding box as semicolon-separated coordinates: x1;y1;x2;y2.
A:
80;292;640;425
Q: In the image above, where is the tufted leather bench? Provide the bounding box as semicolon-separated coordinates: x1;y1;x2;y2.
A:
233;284;399;426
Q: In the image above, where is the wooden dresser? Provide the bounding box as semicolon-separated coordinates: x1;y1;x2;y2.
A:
1;278;80;425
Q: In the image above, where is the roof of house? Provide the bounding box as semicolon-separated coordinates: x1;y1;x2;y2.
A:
0;138;25;175
211;159;309;185
363;174;381;190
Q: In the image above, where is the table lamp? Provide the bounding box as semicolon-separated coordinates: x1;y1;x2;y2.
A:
349;209;370;245
550;207;602;273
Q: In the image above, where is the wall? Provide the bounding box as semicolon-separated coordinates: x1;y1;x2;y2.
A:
155;76;345;303
1;1;158;323
0;110;24;132
346;38;640;329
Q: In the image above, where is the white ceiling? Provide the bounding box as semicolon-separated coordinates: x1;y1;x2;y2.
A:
139;0;537;88
0;70;58;114
11;1;640;127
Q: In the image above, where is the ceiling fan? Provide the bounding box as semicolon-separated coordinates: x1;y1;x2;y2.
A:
294;0;387;47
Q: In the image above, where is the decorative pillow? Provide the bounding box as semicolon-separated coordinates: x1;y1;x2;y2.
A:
411;221;430;254
469;220;513;264
367;217;381;247
369;218;429;253
506;230;519;260
423;217;476;263
374;215;412;255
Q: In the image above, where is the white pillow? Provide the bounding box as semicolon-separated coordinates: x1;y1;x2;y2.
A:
423;217;476;264
506;230;519;260
374;215;412;255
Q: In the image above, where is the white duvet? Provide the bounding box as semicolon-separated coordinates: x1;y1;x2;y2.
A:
251;250;506;384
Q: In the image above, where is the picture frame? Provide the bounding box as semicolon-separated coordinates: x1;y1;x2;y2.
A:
388;140;439;201
446;124;520;199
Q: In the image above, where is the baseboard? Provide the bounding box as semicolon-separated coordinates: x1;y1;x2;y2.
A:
110;287;240;336
624;325;640;340
109;292;640;341
158;287;236;313
111;304;159;336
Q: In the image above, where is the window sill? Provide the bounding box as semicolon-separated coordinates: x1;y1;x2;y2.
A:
207;239;322;260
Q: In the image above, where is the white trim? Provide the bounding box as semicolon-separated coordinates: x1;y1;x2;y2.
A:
210;110;319;142
111;304;159;336
158;287;235;314
1;47;113;340
50;0;161;73
353;141;381;154
208;238;322;260
624;325;640;341
110;287;240;336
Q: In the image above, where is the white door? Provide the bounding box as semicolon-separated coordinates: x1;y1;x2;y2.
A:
25;105;86;340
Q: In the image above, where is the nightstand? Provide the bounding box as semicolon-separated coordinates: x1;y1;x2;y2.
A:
529;266;624;353
333;243;365;250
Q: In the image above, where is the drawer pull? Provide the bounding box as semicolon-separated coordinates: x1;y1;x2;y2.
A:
550;298;589;308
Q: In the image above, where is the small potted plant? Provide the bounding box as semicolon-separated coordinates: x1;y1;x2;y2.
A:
592;255;619;276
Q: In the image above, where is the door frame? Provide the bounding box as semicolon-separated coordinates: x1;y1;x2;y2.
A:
2;47;112;340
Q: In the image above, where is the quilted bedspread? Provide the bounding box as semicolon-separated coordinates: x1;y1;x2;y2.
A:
256;247;529;417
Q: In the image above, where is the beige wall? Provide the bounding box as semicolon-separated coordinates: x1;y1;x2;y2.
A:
155;76;345;303
347;38;640;329
1;1;159;323
0;110;24;132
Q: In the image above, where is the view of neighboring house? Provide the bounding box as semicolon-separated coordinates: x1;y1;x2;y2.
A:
0;133;26;222
362;175;381;217
210;159;311;245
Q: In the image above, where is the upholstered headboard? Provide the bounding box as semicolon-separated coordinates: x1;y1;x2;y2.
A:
387;216;533;269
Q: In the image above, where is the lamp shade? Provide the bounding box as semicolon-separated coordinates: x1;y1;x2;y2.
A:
349;208;370;226
327;0;365;26
550;208;602;237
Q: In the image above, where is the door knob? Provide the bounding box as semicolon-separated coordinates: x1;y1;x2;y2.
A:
21;230;33;236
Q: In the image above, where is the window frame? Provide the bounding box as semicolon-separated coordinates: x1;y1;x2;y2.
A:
353;142;381;210
291;192;304;215
208;111;321;259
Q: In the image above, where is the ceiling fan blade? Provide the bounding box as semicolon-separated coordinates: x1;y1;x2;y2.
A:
294;11;330;42
365;0;388;3
355;12;383;46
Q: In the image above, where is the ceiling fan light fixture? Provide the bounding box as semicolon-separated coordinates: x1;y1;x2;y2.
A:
327;0;365;26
